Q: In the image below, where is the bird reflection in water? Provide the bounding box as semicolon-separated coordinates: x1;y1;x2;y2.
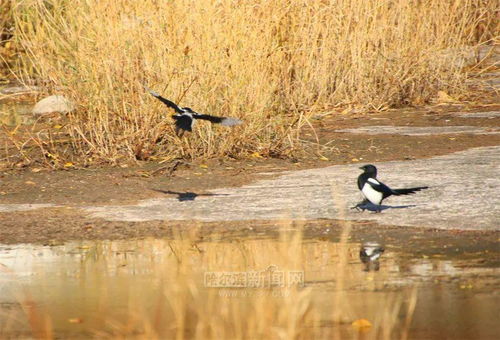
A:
359;242;385;271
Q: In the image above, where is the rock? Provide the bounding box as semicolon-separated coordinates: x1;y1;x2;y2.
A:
436;47;477;69
477;45;499;66
0;85;42;94
456;111;500;119
334;125;499;136
32;95;75;115
435;45;499;69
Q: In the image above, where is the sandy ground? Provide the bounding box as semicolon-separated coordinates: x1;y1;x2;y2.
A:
0;102;499;244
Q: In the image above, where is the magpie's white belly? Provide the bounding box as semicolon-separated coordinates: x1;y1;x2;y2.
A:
361;183;383;205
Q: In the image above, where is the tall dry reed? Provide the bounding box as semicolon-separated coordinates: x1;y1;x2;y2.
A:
9;0;496;163
0;0;15;77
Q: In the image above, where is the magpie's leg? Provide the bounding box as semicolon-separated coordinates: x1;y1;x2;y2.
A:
351;199;368;211
176;128;185;138
351;204;366;212
350;203;361;211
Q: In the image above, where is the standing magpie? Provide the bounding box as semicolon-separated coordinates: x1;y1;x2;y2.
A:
144;86;243;136
354;164;428;212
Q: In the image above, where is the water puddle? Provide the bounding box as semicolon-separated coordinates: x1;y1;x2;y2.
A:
0;102;34;126
0;229;498;339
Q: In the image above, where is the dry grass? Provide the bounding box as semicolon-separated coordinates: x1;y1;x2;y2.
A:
0;0;16;78
3;0;498;165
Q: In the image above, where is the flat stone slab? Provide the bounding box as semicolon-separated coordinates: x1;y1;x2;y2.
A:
335;125;499;136
456;111;500;119
0;86;42;94
0;203;58;213
85;146;500;231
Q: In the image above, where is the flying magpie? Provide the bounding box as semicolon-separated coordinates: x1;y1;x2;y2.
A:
144;86;243;136
354;164;428;212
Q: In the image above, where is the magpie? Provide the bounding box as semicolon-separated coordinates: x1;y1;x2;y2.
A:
144;86;242;136
359;242;385;262
359;242;385;271
354;164;428;212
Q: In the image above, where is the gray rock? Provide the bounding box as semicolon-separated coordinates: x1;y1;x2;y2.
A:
466;71;500;90
435;45;499;69
456;111;500;119
32;95;75;115
0;85;42;95
477;45;500;65
334;125;499;136
0;203;59;213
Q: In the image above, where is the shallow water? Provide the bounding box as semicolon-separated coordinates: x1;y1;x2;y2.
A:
0;102;33;126
0;230;498;339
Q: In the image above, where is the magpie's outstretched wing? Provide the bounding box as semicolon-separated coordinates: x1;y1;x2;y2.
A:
193;114;243;126
144;86;184;114
366;178;393;197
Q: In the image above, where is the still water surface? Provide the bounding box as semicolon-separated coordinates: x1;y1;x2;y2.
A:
0;232;498;339
0;102;33;126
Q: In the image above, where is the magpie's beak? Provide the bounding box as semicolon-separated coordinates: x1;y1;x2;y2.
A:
359;166;365;170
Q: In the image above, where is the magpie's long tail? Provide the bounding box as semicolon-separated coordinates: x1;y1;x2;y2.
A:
392;186;428;195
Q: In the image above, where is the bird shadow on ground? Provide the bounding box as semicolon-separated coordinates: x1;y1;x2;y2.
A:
151;189;229;202
351;202;417;212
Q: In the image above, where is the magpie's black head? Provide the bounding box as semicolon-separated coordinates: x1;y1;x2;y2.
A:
359;164;377;176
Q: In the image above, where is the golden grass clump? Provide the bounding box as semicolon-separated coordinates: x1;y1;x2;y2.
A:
0;0;16;77
9;0;497;163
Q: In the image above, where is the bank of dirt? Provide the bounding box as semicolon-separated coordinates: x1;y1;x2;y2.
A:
0;101;499;244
